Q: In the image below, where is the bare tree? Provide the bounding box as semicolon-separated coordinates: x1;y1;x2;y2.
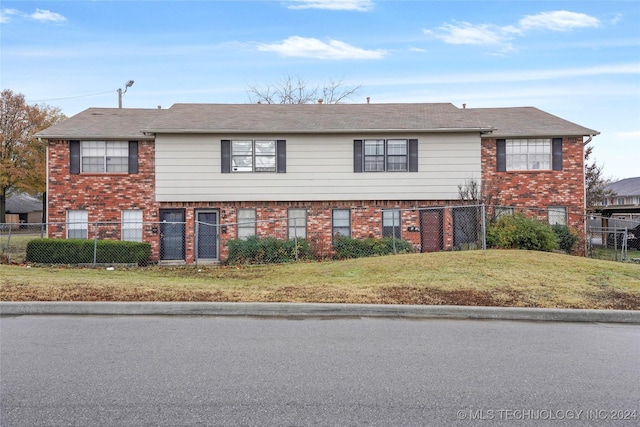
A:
246;75;361;104
0;89;65;222
584;144;615;211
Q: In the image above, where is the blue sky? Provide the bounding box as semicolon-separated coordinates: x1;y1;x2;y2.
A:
2;0;639;179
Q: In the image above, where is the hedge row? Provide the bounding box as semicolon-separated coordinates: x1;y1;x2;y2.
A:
26;239;151;265
226;236;314;264
333;236;414;259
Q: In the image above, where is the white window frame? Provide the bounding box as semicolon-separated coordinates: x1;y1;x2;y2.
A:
548;206;567;226
332;209;351;239
382;209;401;239
231;140;276;173
364;139;408;172
505;139;551;171
81;141;128;173
122;210;143;242
288;208;307;239
67;210;88;239
237;209;256;240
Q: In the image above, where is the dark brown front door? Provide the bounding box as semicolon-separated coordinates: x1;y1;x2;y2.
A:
420;209;443;253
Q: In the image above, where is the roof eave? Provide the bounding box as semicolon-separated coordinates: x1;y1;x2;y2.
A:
144;127;495;134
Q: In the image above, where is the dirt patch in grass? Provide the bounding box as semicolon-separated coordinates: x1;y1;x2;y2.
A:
374;286;527;307
588;289;640;310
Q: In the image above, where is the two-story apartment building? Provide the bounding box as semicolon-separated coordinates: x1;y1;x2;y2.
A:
36;102;598;263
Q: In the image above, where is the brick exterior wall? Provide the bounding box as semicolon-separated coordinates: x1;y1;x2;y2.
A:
47;136;587;263
47;140;160;256
481;136;587;254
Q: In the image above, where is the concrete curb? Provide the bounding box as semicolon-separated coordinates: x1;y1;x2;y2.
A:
1;302;639;323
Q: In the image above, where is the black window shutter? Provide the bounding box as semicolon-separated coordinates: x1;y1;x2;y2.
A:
408;139;418;172
221;140;231;173
552;138;563;171
70;140;80;174
276;140;286;173
496;139;506;172
354;140;363;173
128;141;139;174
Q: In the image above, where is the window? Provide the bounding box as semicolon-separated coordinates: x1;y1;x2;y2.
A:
497;138;562;172
70;141;138;174
122;210;143;242
495;207;514;218
382;209;401;239
617;197;626;205
332;209;351;238
548;206;567;226
354;139;418;172
288;208;306;239
364;139;407;172
506;139;551;170
237;209;256;240
222;140;286;173
67;210;88;239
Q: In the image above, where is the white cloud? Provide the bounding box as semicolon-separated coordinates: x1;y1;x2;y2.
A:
258;36;386;59
30;9;67;23
1;8;21;23
519;10;600;31
426;10;601;51
430;22;508;45
287;0;374;11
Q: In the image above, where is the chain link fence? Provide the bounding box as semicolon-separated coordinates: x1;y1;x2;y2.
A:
2;204;636;266
587;217;640;262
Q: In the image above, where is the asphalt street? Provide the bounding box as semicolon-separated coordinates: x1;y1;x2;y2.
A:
1;315;639;426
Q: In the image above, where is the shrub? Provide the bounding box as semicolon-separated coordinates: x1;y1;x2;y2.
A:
226;236;314;264
26;239;151;265
486;214;558;252
333;236;414;259
552;224;579;254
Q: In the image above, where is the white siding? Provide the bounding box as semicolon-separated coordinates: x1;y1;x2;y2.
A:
155;133;481;202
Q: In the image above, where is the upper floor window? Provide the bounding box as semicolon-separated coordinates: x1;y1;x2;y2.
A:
506;139;551;170
221;140;286;173
616;197;626;205
496;138;562;172
70;140;138;174
354;139;418;173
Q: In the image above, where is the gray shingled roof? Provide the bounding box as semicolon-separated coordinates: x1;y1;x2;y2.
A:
6;193;43;214
36;108;166;139
144;103;492;133
605;177;640;196
462;107;599;137
35;103;598;139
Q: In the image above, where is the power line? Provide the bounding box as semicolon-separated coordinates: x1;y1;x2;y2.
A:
27;90;114;103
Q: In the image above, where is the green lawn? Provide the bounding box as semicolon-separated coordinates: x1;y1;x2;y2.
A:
2;250;640;309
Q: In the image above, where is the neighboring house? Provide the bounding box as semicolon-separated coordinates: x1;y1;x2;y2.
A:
600;177;640;221
5;193;44;224
35;103;598;263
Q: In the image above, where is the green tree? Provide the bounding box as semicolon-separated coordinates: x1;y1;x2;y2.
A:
0;89;65;222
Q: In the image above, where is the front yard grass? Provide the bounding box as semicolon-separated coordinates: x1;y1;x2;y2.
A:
2;250;640;309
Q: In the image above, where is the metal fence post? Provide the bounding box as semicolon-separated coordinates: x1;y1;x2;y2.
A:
392;210;397;255
93;222;98;266
293;218;299;261
481;203;487;250
194;220;199;268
